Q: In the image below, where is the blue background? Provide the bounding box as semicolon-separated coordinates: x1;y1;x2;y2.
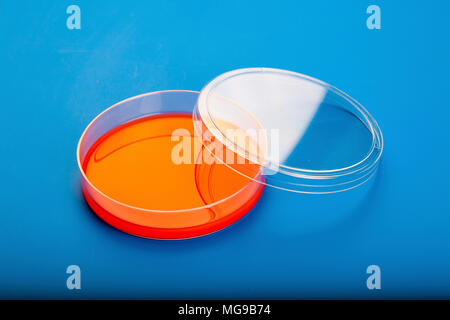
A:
1;0;449;298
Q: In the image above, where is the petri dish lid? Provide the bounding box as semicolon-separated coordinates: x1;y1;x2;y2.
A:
195;68;383;194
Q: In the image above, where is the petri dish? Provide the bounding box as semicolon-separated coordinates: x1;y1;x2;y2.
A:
77;68;384;239
77;91;264;239
195;68;383;194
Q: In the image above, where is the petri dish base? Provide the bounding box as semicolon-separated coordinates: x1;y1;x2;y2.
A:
77;91;264;240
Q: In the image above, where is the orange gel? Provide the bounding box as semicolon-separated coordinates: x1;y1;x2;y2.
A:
82;113;263;239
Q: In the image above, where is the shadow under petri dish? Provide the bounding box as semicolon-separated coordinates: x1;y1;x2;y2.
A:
82;113;263;237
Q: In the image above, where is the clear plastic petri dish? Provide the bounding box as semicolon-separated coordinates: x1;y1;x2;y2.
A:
195;68;383;194
77;91;264;239
77;68;384;240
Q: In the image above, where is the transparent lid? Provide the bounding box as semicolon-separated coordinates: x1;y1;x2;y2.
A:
195;68;383;194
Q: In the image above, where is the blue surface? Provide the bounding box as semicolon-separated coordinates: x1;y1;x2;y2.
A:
1;0;449;298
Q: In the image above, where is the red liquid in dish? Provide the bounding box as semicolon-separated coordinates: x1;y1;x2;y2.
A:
82;113;264;239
